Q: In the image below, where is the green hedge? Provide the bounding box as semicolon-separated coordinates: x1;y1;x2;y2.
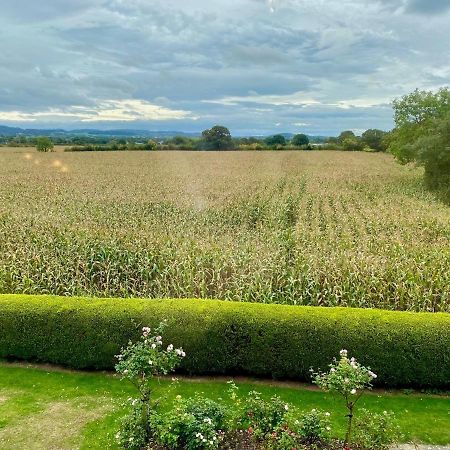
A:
0;295;449;388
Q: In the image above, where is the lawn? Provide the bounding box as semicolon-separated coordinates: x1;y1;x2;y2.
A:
0;363;448;449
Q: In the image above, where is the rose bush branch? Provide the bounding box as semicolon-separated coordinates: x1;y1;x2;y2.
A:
114;321;186;447
311;349;377;447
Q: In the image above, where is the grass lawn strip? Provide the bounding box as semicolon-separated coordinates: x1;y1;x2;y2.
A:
0;362;448;449
0;398;112;450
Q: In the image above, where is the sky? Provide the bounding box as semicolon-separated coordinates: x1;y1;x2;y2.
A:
0;0;449;136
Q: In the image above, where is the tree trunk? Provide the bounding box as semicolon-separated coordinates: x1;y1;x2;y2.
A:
344;404;354;448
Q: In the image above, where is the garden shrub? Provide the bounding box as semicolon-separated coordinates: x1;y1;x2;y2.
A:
0;294;449;388
353;409;401;450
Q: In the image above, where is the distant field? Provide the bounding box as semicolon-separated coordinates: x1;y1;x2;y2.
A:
0;145;68;153
0;150;448;311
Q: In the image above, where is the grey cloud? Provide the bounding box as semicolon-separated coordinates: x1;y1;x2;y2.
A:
405;0;450;14
0;0;449;134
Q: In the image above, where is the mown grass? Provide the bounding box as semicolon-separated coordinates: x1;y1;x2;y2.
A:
0;150;449;311
0;363;448;448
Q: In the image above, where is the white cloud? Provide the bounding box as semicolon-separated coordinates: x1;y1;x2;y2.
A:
0;100;194;122
203;91;321;107
203;91;390;109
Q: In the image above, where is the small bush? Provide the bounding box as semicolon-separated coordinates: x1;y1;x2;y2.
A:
239;390;289;439
115;402;148;450
294;409;332;444
151;395;226;449
0;295;449;388
353;409;401;449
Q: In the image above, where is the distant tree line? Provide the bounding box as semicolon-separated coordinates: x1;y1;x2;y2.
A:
324;129;388;152
1;125;389;153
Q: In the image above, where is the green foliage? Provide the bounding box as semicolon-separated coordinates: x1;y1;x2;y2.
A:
36;136;54;152
0;295;449;388
66;141;155;152
145;139;158;151
115;322;185;447
115;322;185;392
312;350;376;397
115;402;148;450
313;350;377;444
200;126;234;150
342;137;364;151
264;134;286;147
361;129;388;152
353;409;401;450
407;116;450;203
293;409;332;444
151;394;226;449
240;390;289;438
337;130;356;144
291;133;310;147
165;135;196;149
390;87;450;202
392;87;450;127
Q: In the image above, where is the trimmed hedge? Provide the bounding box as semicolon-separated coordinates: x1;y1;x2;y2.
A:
0;294;449;388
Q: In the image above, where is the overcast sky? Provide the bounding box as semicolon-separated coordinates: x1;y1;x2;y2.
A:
1;0;449;135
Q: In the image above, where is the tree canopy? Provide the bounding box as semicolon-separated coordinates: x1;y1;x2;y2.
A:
337;130;356;144
361;129;388;152
390;87;450;203
291;134;309;146
36;136;54;152
264;134;286;147
200;125;234;150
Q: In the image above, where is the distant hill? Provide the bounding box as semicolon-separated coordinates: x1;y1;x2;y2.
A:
0;125;201;139
0;124;330;141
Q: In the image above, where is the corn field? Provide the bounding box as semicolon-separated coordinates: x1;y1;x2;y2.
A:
0;149;449;311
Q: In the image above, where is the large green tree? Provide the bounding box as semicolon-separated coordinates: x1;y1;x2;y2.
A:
389;87;450;203
361;129;387;152
337;130;356;144
200;125;234;150
264;134;286;148
291;133;310;147
36;136;54;152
